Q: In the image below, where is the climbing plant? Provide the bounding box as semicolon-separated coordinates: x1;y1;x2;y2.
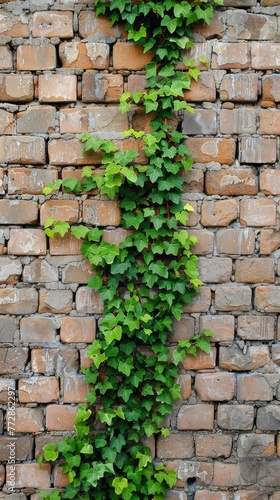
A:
39;0;221;498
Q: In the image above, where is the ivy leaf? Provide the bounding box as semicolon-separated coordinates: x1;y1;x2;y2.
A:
43;444;59;462
112;477;128;495
88;275;103;290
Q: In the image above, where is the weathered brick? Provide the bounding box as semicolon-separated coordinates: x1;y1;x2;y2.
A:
235;258;274;283
220;108;257;134
60;316;95;343
195;372;235;401
166;491;187;500
48;138;100;165
14;407;44;433
60;106;128;138
8;167;58;195
178;374;192;400
23;258;58;283
217;404;255;431
260;229;280;255
31;347;79;375
38;74;77;103
8;229;46;255
0;347;28;374
60;41;109;69
103;228;133;247
201;199;238;226
215;285;252;311
238;315;275;341
61;259;94;284
0;136;45;165
0;74;33;102
251;42;280;69
0;256;22;284
17;106;56;134
0;46;13;70
195;11;225;40
19;377;59;403
0;435;33;461
220;73;258;101
0;10;29;37
39;289;73;314
198;257;232;283
17;45;56;70
127;74;147;94
35;435;62;459
75;286;103;314
0;200;38;225
206;168;258;196
182;169;204;194
182;347;216;370
196;434;232;458
170;316;195;342
46;404;76;430
214;463;240;488
257;404;280;431
79;11;122;40
40;200;79;225
113;41;153;70
212;42;249;69
0;318;17;343
234;491;268;500
195;492;230;500
272;344;280;366
226;11;277;40
262;74;280;103
200;315;235;342
62;375;89;403
83;199;121;227
237;374;273;401
216;228;255;255
168;460;213;487
157;433;194;459
20;317;56;343
82;72;124;102
183;287;211;313
182;109;217;135
49;233;83;255
177;404;214;430
255;286;280;313
0;109;13;134
0;288;38;315
219;345;269;371
6;464;51;489
240;199;276;227
259;109;280;135
187;229;214;255
260;169;280;196
53;464;70;488
33;11;74;38
186;138;236;164
240;137;276;164
237;433;275;458
184;71;216;102
0;379;15;404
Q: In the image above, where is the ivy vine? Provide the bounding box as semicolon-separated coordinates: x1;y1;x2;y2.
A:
39;0;221;498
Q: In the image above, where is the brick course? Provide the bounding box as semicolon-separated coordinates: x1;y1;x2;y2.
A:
1;2;280;497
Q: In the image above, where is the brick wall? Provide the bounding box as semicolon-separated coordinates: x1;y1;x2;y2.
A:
0;0;280;498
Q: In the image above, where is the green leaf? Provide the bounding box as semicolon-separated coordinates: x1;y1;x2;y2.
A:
112;477;128;495
88;275;103;290
43;444;59;462
80;444;93;454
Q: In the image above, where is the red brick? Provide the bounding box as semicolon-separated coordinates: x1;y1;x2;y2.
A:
60;106;128;137
14;407;44;433
17;105;56;134
6;464;51;489
49;232;83;255
8;229;46;255
0;379;15;404
103;228;133;247
113;41;153;70
216;228;255;255
238;315;275;341
205;169;258;196
259;109;280;134
60;42;109;69
60;316;95;343
169;460;213;487
186;138;236;164
183;287;211;313
235;257;275;283
23;258;59;283
196;434;232;458
48;138;100;165
75;286;103;314
201;199;238;226
215;285;252;312
255;286;280;313
260;229;280;254
182;347;216;370
33;11;74;38
0;136;45;165
82;72;124;102
19;377;59;403
212;42;249;69
184;71;216;102
195;372;235;401
38;74;77;103
198;257;232;283
182;170;204;194
171;315;195;342
195;492;230;500
46;404;77;430
200;315;235;342
187;230;214;255
178;374;192;400
182;109;217;135
63;375;89;403
237;374;273;401
157;433;194;459
177;404;214;430
240;137;276;164
220;73;258;101
83;199;121;227
217;404;255;430
0;200;37;225
181;42;212;71
79;11;122;39
0;46;13;70
214;463;240;487
0;347;28;374
0;109;13;134
0;256;22;284
219;345;269;371
240;199;276;226
39;289;73;314
20;317;56;343
40;200;79;226
238;433;275;458
252;42;280;69
220;108;257;134
53;463;70;488
0;288;38;315
196;12;225;40
234;492;269;500
261;169;280;196
17;45;56;70
0;11;29;37
8;167;58;195
62;259;94;284
262;74;280;102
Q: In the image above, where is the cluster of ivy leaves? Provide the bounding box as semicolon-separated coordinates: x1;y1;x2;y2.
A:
39;0;221;498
